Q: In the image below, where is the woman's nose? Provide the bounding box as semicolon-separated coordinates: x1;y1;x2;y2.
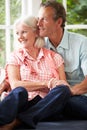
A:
18;34;24;42
18;33;23;38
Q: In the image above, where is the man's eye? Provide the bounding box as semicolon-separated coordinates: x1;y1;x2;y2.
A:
23;31;26;33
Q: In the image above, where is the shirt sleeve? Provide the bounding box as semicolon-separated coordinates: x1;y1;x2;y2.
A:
53;52;64;68
80;38;87;76
6;51;21;66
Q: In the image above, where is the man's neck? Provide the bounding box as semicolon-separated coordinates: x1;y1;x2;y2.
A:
49;29;63;48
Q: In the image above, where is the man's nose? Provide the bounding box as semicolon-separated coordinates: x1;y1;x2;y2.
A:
37;20;40;26
37;19;42;26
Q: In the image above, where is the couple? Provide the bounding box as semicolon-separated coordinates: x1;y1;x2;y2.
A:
0;1;87;129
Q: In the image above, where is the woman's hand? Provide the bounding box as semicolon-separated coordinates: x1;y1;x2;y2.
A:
48;78;70;90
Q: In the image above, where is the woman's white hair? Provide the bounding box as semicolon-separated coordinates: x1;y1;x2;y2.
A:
14;15;45;48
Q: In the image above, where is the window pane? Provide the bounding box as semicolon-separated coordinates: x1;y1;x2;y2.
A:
10;0;21;25
0;30;5;67
67;0;87;25
0;0;5;24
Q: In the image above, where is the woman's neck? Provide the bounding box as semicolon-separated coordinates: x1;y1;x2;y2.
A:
26;47;40;59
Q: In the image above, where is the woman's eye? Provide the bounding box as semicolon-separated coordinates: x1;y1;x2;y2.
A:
16;32;19;35
16;30;28;35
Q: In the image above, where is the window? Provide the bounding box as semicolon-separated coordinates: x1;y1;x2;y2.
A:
0;0;21;67
0;0;87;67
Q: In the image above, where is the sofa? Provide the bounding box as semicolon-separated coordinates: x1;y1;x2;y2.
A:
15;120;87;130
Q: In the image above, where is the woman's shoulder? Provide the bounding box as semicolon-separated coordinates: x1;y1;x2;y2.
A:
42;47;55;54
42;47;61;57
11;48;25;56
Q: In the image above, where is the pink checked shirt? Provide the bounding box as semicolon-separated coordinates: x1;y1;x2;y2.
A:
6;48;64;100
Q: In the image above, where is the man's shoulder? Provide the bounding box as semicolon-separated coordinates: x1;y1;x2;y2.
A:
66;30;87;40
64;30;87;47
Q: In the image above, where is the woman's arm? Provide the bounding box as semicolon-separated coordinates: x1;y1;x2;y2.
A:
58;64;67;80
7;65;48;92
48;64;71;90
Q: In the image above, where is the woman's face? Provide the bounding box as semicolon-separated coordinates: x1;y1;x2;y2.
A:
15;23;37;49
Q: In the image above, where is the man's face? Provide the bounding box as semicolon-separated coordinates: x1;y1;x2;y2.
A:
37;7;58;37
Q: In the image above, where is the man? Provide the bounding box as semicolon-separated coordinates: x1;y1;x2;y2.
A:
37;1;87;119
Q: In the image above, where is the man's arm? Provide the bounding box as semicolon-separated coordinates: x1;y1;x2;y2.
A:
71;76;87;95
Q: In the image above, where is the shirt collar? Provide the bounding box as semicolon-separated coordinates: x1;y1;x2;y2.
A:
17;48;28;62
58;30;69;49
37;48;44;60
45;30;69;50
17;48;44;62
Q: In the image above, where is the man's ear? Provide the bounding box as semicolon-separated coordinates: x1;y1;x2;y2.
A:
56;17;63;27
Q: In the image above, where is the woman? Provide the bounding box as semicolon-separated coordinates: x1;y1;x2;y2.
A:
0;16;71;129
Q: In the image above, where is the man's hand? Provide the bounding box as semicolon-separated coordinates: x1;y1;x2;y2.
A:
0;80;11;95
